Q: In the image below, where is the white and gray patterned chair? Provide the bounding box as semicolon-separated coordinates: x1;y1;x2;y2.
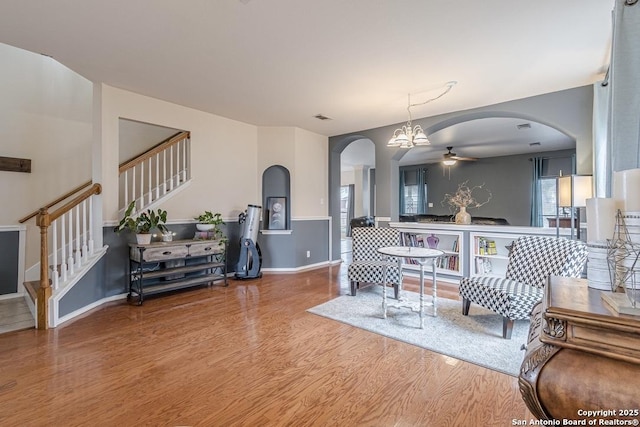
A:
459;235;587;339
348;227;402;298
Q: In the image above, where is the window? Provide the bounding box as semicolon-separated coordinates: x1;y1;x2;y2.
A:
540;177;558;226
532;155;574;227
399;167;427;215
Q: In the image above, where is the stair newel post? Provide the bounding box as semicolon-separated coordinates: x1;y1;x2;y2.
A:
36;207;52;330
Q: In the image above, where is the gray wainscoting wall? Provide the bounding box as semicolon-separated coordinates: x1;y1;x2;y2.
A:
0;229;19;295
57;218;330;318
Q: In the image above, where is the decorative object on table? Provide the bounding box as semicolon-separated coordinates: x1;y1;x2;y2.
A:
266;197;287;230
426;233;439;249
194;211;225;238
441;181;492;225
606;209;640;307
114;201;168;245
160;231;175;242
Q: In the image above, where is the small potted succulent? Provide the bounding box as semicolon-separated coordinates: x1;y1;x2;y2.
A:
194;211;225;239
115;201;169;244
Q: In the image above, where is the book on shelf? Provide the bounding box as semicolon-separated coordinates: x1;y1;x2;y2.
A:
477;237;498;255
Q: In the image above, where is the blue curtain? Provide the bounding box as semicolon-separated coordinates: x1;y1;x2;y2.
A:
416;168;427;214
530;157;544;227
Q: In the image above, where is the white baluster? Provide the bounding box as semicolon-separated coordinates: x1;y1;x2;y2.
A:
163;150;167;195
60;215;67;282
88;196;94;255
52;221;59;290
124;169;129;209
75;205;81;267
148;157;152;204
82;200;88;262
155;153;160;201
182;138;187;182
140;161;145;209
169;145;174;191
67;211;74;276
131;165;137;208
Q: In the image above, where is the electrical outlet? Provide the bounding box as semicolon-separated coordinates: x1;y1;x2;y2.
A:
306;251;311;258
428;202;433;207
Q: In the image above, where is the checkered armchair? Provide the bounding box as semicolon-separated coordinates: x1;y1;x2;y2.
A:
348;227;402;298
459;235;587;339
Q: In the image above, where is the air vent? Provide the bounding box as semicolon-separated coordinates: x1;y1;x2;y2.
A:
529;142;541;147
314;114;332;121
517;123;531;130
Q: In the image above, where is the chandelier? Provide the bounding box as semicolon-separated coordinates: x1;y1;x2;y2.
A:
387;81;457;149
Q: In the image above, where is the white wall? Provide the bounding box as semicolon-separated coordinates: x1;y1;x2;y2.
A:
0;43;93;224
98;84;259;223
258;127;328;217
293;128;328;217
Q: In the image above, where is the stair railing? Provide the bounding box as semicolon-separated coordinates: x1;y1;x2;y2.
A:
35;183;102;329
118;131;190;213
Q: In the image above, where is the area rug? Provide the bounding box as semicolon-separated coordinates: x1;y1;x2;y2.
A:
307;286;529;376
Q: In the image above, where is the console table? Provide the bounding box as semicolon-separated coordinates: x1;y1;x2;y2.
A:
128;239;227;305
519;276;640;421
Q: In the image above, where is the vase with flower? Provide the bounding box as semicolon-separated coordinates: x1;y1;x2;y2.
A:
441;181;492;225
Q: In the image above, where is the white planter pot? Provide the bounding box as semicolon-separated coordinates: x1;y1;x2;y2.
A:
196;223;214;231
136;233;152;245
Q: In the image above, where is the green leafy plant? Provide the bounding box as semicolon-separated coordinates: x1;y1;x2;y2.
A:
194;211;224;225
114;201;168;234
194;210;225;240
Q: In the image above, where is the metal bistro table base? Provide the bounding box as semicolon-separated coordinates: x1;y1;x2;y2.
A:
379;246;444;329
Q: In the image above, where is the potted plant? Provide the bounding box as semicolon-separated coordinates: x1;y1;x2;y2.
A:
115;201;169;244
194;210;225;239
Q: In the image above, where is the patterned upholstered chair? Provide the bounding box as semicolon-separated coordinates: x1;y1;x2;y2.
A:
459;235;588;339
348;227;402;298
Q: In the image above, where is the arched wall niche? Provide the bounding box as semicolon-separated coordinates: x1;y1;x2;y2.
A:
261;165;291;230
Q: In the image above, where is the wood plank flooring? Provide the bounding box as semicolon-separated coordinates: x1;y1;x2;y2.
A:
0;263;532;426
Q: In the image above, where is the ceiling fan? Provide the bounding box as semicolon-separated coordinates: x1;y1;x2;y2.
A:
442;146;477;165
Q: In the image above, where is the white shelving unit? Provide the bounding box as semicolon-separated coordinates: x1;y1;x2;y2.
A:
389;222;570;283
469;232;521;277
398;229;464;278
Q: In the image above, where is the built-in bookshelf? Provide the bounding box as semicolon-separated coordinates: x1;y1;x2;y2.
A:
470;232;520;276
399;230;463;277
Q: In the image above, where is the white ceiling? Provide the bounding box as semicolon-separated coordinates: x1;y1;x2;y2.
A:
0;1;613;142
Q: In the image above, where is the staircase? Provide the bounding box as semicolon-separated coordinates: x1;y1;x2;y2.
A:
14;132;192;330
118;131;191;215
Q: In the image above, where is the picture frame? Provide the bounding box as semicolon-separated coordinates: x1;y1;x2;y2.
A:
267;197;287;230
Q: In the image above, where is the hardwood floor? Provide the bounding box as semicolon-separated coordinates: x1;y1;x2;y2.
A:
0;263;532;426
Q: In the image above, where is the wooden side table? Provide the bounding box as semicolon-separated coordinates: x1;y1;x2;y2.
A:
519;276;640;421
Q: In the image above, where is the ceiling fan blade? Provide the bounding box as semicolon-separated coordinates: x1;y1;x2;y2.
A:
451;155;477;161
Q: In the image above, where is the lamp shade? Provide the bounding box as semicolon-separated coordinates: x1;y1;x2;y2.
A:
558;175;593;208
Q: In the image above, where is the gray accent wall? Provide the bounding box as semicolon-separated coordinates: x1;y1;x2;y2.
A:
417;149;575;226
329;86;595;261
0;230;19;294
58;218;329;316
257;219;330;269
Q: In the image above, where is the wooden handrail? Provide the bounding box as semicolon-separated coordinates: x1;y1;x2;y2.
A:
35;182;101;330
38;183;102;226
19;180;93;223
119;131;190;173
